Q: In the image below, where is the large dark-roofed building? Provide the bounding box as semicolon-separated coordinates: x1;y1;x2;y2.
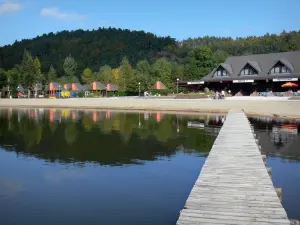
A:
199;51;300;95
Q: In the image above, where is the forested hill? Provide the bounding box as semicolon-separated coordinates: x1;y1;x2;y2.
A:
1;28;300;86
0;28;175;74
177;30;300;56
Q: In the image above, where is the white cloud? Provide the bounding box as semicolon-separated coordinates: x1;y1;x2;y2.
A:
0;1;22;15
40;7;87;20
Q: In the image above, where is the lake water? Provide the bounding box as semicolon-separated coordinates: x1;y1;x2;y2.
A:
249;116;300;221
0;109;299;224
0;108;221;225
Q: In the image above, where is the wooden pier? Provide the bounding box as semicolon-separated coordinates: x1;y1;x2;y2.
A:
177;110;290;225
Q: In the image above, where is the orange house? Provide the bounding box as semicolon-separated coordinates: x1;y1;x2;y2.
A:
72;83;82;91
92;81;106;91
106;83;118;92
64;84;71;90
48;82;62;96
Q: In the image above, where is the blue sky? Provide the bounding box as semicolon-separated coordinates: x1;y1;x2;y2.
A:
0;0;299;46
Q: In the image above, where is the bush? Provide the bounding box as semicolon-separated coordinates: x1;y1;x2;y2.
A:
77;91;85;98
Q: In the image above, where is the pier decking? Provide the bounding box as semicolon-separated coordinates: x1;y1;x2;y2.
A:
177;110;290;225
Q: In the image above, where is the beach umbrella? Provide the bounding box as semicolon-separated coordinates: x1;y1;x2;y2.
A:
151;81;167;90
281;82;298;88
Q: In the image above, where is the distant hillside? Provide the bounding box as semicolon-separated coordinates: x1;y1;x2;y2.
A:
0;28;175;75
176;30;300;56
1;28;300;81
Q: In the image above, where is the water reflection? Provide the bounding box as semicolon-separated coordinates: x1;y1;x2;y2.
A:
249;116;300;221
0;108;224;166
249;116;300;160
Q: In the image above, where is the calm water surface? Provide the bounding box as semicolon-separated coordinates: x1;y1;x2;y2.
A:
249;116;300;221
0;109;299;224
0;108;221;225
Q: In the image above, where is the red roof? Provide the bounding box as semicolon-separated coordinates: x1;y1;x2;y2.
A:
151;81;167;90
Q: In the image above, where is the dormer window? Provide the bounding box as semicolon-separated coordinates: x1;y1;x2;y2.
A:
214;67;228;77
270;61;291;74
240;64;258;75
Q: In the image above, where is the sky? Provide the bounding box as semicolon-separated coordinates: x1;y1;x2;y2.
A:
0;0;299;46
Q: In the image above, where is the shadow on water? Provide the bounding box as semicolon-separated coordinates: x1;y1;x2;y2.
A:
0;108;224;166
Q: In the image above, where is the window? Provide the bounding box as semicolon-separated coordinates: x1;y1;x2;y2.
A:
214;67;228;77
240;64;257;75
270;62;290;74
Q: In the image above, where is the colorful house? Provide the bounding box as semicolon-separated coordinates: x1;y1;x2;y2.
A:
106;83;118;92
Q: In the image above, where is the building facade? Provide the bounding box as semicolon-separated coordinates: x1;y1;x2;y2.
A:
189;51;300;95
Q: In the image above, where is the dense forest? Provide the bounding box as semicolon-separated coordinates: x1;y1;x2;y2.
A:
1;28;300;93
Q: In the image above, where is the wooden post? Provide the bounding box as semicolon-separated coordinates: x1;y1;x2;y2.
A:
290;219;300;225
262;154;266;165
275;188;282;202
267;167;272;178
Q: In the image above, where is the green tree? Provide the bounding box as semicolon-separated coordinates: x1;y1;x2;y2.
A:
152;58;173;88
184;46;213;80
97;65;113;84
58;76;79;85
34;57;44;84
212;50;229;66
63;55;77;80
171;62;184;81
5;68;20;95
125;69;141;92
81;67;94;84
0;68;7;92
119;57;132;92
111;68;120;88
136;60;151;90
47;65;57;82
20;50;37;96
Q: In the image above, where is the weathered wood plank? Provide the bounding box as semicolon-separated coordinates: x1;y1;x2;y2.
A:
176;110;289;224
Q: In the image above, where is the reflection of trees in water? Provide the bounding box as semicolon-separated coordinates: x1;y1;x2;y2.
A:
64;122;78;145
0;109;217;166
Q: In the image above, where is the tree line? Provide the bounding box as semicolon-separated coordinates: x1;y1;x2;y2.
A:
1;28;300;94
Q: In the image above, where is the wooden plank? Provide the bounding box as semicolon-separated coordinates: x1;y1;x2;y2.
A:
176;110;290;224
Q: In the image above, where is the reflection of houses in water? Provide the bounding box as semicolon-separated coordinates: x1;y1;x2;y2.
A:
93;111;98;123
156;112;163;123
214;115;225;124
49;109;62;123
251;116;300;125
187;122;204;129
106;111;111;120
11;108;44;122
187;121;221;137
7;108;12;120
71;110;80;121
92;111;106;123
271;124;298;145
144;112;149;120
61;109;71;120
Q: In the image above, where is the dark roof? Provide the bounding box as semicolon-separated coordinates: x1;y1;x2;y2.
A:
47;82;63;91
201;51;300;82
93;81;106;90
106;83;118;91
82;84;91;91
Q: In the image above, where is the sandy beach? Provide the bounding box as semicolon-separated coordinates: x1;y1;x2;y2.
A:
0;97;300;119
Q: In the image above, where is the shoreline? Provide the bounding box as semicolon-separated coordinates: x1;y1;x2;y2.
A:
0;98;300;120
